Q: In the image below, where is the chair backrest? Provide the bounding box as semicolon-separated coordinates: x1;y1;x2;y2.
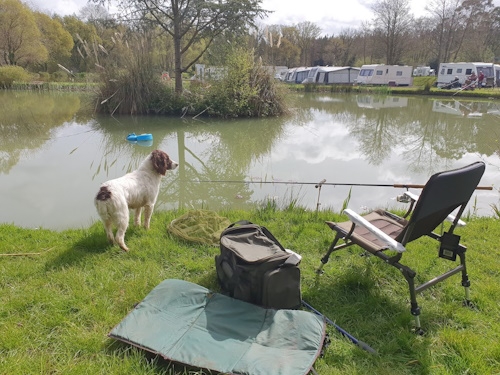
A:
396;161;485;244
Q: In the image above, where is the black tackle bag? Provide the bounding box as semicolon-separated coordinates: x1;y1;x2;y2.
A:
215;220;301;309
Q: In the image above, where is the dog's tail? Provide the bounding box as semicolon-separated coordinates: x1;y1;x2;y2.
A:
96;186;112;201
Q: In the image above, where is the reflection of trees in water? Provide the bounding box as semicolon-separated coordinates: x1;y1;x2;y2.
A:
0;92;83;174
398;99;493;174
300;94;500;175
92;115;288;209
174;118;288;209
347;111;398;166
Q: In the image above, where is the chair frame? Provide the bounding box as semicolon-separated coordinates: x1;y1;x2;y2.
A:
317;162;486;333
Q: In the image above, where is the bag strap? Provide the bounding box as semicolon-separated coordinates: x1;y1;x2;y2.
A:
261;226;286;252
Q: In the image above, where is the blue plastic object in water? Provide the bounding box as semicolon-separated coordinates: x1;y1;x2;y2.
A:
126;133;153;142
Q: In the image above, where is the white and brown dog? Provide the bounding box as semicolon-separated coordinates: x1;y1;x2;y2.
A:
94;150;178;251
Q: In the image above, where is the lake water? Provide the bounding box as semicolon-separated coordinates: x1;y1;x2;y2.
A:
1;91;499;230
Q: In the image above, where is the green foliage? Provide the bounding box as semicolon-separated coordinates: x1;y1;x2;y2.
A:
50;70;69;82
205;48;288;118
0;65;32;87
0;0;48;67
205;48;258;117
37;71;50;81
94;33;164;115
413;76;437;91
92;43;288;118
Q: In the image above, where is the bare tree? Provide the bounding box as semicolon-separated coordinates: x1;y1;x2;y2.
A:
97;0;268;94
425;0;462;65
295;21;321;66
372;0;413;64
453;0;495;61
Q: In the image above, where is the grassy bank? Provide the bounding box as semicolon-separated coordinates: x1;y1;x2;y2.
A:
1;207;499;374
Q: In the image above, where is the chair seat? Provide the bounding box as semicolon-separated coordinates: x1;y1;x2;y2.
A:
326;210;407;253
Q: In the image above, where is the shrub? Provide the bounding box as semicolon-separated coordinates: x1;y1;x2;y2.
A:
205;48;288;118
37;72;50;81
0;65;32;87
94;33;164;115
51;71;69;82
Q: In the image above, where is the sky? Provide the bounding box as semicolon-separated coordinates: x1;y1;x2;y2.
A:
24;0;499;36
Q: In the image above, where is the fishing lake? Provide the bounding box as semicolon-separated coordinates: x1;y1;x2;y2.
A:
1;91;499;229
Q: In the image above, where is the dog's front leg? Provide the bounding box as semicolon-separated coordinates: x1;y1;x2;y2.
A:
134;207;142;226
143;204;154;229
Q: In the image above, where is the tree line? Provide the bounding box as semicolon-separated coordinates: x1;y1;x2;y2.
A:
1;0;499;93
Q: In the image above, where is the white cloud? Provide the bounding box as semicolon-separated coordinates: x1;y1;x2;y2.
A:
25;0;87;16
25;0;500;36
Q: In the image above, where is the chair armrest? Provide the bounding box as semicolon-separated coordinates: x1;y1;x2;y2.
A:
343;209;406;253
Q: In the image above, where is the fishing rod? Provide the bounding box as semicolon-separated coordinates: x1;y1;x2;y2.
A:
452;79;477;96
302;300;377;354
188;179;493;190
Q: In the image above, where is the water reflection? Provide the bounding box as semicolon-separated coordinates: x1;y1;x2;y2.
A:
0;91;498;229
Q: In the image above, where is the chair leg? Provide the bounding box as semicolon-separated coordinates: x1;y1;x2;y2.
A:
459;251;473;306
316;233;342;274
401;266;424;334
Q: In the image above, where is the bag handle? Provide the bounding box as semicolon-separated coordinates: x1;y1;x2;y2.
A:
226;220;253;229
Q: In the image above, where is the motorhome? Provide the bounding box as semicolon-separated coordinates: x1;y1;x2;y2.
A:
356;64;413;86
302;66;360;84
436;62;500;88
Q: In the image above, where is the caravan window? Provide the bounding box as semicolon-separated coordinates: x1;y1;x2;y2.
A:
466;69;472;75
478;67;493;76
376;70;383;75
446;68;453;74
396;71;402;76
457;69;463;74
359;69;373;76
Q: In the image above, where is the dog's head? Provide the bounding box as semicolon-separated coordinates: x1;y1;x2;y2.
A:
150;150;178;176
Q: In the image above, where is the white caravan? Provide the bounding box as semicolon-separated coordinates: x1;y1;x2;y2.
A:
356;64;413;86
437;62;500;88
357;95;408;109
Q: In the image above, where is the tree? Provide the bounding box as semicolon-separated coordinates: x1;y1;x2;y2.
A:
372;0;413;64
0;0;47;66
59;15;101;72
295;21;321;66
276;25;301;67
485;6;500;60
453;0;495;61
79;3;110;23
101;0;268;94
35;13;74;72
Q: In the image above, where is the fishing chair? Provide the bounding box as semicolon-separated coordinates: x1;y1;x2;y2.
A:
317;162;485;333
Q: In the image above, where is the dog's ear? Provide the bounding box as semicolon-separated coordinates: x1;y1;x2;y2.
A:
150;150;172;175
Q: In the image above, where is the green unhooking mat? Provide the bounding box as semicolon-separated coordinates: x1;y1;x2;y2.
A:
109;279;326;375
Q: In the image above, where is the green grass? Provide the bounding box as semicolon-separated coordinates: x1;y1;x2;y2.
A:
1;207;500;374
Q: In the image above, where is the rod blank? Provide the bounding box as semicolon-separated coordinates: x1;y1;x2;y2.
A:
190;180;493;191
